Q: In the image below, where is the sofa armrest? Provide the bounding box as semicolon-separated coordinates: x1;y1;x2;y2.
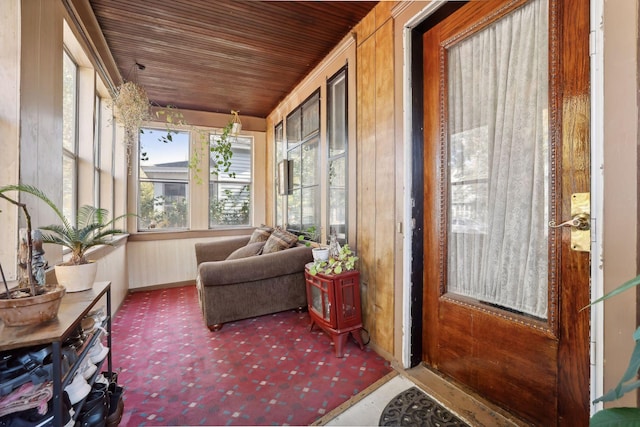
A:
195;235;251;264
198;245;313;286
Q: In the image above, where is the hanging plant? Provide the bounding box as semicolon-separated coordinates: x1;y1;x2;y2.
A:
113;81;152;173
153;107;239;182
210;116;237;179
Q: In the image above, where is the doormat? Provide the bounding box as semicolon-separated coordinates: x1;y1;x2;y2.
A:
379;386;470;427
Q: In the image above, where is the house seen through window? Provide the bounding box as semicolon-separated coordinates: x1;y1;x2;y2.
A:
137;127;253;231
138;128;190;230
209;134;252;227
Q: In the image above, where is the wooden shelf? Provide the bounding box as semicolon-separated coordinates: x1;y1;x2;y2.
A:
0;281;113;426
0;281;111;351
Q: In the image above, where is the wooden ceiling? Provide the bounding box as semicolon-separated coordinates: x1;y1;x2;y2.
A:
88;0;378;118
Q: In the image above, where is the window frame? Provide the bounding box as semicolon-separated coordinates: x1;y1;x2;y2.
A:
285;90;321;237
326;66;349;244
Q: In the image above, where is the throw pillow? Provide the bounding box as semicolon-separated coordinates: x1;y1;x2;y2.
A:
262;228;299;254
226;241;266;260
248;224;274;243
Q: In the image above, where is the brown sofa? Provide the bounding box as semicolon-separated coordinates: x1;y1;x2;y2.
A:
195;235;313;331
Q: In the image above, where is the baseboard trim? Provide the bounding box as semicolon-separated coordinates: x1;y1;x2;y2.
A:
128;280;196;293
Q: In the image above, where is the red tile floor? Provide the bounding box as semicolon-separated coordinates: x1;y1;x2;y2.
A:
111;285;391;426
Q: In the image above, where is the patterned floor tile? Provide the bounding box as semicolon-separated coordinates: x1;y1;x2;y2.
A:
112;285;391;426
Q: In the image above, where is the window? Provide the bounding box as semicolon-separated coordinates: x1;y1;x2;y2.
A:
327;68;348;243
93;95;101;209
97;92;117;221
138;128;190;230
286;92;320;236
275;122;285;227
62;50;78;224
210;134;252;227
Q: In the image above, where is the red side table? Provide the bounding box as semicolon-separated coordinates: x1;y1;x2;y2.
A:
304;264;364;357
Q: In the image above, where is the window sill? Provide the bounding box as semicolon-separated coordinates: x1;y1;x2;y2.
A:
128;228;253;242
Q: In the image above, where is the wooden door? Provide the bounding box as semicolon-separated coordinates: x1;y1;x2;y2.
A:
422;0;590;425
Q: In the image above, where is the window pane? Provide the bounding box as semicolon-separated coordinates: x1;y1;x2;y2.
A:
446;0;549;318
302;186;320;231
62;52;77;152
209;135;252;228
62;50;77;224
329;157;346;241
327;68;348;244
94;95;101;208
210;183;251;226
302;93;320;138
140;129;190;171
288;189;301;231
228;139;251;181
137;181;188;229
138;128;190;230
63;155;75;223
289;146;301;189
275;122;284;227
275;123;284;164
328;73;347;157
287;109;301;146
301;136;319;187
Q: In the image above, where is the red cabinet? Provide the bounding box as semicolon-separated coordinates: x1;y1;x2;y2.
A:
304;265;364;357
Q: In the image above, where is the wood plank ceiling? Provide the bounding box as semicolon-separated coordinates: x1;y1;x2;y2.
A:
88;0;378;118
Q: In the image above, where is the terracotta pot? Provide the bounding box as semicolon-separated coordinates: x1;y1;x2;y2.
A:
0;285;66;326
54;262;98;293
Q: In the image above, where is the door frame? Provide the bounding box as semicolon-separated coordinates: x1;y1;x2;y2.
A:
399;0;605;414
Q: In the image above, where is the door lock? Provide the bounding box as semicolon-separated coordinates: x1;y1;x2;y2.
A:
548;193;590;252
548;212;590;231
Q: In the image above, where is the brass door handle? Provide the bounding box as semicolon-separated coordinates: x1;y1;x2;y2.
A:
548;213;590;231
548;193;590;252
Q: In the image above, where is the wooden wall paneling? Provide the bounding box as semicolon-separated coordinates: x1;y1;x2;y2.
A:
355;4;377;45
356;34;377;340
94;244;129;314
127;239;202;288
19;0;64;265
0;0;21;280
374;1;396;27
373;18;396;354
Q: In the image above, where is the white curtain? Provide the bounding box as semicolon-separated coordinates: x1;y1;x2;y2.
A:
446;0;549;318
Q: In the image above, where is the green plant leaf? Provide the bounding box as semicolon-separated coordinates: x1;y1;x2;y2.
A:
590;407;640;427
594;326;640;403
587;274;640;309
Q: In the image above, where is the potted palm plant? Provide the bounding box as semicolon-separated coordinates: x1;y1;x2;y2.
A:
0;184;129;292
0;188;65;326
